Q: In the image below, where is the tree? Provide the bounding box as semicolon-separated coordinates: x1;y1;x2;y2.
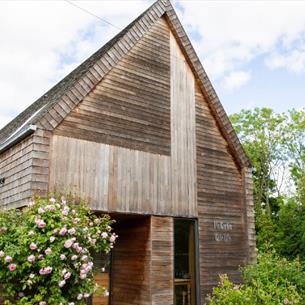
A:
229;108;305;254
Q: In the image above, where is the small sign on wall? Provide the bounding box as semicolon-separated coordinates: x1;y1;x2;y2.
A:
214;220;233;242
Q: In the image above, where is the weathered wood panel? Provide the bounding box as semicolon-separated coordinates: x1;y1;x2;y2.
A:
195;84;248;300
170;32;197;217
0;129;50;209
151;216;174;305
54;18;171;156
111;217;151;305
50;135;196;217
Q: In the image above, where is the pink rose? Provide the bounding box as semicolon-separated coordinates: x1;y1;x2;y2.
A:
0;250;5;257
64;272;71;280
38;254;44;260
64;240;73;248
59;280;66;287
38;207;45;214
5;256;12;263
60;254;66;260
80;273;87;280
45;248;52;255
27;255;35;263
101;232;108;239
39;266;52;275
35;219;46;229
50;236;55;243
30;242;37;251
109;234;117;243
8;264;16;271
71;255;78;261
68;228;76;235
81;255;88;262
49;197;56;203
59;227;67;236
39;302;46;305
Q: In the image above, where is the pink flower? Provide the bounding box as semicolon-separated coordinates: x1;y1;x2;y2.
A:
8;264;16;271
81;255;88;261
59;280;66;287
30;242;37;251
5;256;12;263
64;239;73;248
110;234;117;243
60;254;66;260
53;228;59;234
71;255;78;261
28;230;34;237
80;273;87;280
49;197;56;203
68;228;76;235
45;248;52;255
38;254;44;260
39;266;52;275
62;206;70;216
73;218;80;224
72;243;79;249
39;302;46;305
38;207;45;214
76;246;83;253
27;255;35;263
35;219;46;229
101;232;108;239
50;236;55;243
64;272;71;280
59;227;67;236
94;218;101;225
0;250;5;257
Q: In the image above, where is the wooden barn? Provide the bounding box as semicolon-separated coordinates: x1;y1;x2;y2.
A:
0;0;255;304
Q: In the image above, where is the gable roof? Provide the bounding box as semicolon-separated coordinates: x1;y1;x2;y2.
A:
0;0;251;168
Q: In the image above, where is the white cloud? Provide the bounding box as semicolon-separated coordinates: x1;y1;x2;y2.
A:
223;71;251;91
175;1;305;78
266;47;305;74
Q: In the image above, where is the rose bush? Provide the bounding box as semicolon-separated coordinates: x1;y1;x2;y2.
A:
0;196;117;305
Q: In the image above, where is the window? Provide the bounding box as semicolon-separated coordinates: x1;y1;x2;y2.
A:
174;219;197;305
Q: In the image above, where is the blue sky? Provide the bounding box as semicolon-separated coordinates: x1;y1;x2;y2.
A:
0;0;304;129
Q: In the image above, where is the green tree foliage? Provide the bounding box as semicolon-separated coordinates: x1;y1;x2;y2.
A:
229;108;305;257
208;252;305;305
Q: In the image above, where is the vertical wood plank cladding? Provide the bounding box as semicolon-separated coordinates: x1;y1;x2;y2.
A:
195;85;248;300
151;216;174;305
243;168;256;264
50;135;197;217
54;18;171;156
170;32;197;217
111;217;151;305
0;128;50;209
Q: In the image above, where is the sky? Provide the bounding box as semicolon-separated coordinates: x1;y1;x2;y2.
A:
0;0;305;130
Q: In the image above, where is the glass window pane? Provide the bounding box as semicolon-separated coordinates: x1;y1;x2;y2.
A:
174;219;196;305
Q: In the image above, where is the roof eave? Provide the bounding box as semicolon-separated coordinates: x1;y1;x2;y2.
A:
0;124;37;154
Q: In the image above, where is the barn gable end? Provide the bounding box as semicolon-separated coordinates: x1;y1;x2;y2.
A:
0;0;256;302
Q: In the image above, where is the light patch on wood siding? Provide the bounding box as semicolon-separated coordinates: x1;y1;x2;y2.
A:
170;32;197;217
50;135;196;217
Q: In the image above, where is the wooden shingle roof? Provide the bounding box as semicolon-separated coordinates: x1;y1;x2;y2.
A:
0;0;251;167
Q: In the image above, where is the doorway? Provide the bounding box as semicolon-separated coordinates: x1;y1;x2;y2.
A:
174;219;198;305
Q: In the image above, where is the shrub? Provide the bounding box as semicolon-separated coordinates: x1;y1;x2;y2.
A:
0;196;116;305
208;252;305;305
